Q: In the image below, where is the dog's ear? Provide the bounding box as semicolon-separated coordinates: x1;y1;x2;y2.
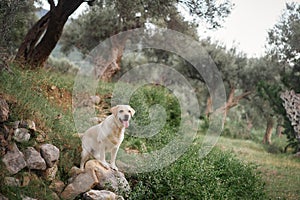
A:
129;106;135;117
110;105;119;116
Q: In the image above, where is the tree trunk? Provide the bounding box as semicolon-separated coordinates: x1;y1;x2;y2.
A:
276;125;283;137
93;33;129;81
213;84;251;127
15;0;85;68
223;85;236;121
205;96;212;118
263;117;274;144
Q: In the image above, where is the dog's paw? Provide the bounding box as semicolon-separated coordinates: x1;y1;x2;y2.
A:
110;164;118;171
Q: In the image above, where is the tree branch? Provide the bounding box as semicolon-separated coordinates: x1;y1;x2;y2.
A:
48;0;55;10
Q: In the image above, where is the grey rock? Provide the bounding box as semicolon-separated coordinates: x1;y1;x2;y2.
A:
13;128;30;143
90;95;101;105
49;180;65;194
2;143;27;174
85;160;130;195
4;177;21;187
61;172;97;200
40;144;60;167
19;119;36;131
42;163;58;181
21;195;37;200
83;190;124;200
61;160;130;199
23;147;46;170
0;193;9;200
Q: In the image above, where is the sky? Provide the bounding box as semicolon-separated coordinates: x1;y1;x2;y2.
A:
199;0;300;57
41;0;299;57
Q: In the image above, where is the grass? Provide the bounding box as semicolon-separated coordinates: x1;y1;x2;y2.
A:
1;66;298;199
216;136;300;199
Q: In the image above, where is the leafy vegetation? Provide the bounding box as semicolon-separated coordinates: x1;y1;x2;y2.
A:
1;1;300;199
0;66;267;199
128;148;266;200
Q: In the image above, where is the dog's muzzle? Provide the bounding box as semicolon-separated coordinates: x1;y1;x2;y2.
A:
119;115;130;128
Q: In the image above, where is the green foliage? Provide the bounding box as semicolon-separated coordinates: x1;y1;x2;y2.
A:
267;2;300;69
267;2;300;95
46;56;79;74
128;148;266;200
60;0;232;55
121;84;181;152
0;0;36;54
263;3;300;152
0;67;81;185
257;81;300;153
0;66;269;199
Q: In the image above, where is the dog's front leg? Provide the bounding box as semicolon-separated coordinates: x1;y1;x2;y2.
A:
110;147;119;171
96;145;110;169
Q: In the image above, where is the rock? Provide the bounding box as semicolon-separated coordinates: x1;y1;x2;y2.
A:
50;85;57;90
2;143;27;174
21;195;37;200
50;180;65;194
85;160;130;195
0;125;10;156
61;172;98;200
20;172;39;187
61;160;130;199
21;173;31;187
294;151;300;158
0;98;9;122
19;120;36;131
23;147;46;170
13;128;30;143
35;129;47;143
36;134;45;143
4;177;21;187
40;144;60;167
42;163;58;181
0;193;9;200
83;190;124;200
90;95;101;105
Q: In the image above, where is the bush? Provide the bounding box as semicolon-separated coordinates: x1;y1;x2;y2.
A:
46;56;78;74
128;148;266;200
122;84;181;152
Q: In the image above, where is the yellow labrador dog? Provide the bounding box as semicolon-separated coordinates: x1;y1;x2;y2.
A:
80;105;135;171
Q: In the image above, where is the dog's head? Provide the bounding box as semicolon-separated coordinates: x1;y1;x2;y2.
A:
110;105;135;128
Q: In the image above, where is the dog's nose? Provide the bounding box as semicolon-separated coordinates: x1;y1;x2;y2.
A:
123;114;129;121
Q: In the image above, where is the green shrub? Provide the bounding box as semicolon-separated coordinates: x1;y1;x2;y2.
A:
46;56;78;74
122;84;181;152
128;148;267;200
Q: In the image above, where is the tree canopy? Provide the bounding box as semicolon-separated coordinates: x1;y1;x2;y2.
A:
14;0;232;68
0;0;36;55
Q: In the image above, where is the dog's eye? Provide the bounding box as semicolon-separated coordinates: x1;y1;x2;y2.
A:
119;110;124;113
128;110;131;113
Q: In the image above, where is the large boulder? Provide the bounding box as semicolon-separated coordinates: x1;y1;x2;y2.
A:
2;143;27;174
61;171;98;200
85;160;130;194
61;160;130;200
40;144;60;167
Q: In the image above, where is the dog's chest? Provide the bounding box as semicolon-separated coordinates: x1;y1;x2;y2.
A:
106;128;125;146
